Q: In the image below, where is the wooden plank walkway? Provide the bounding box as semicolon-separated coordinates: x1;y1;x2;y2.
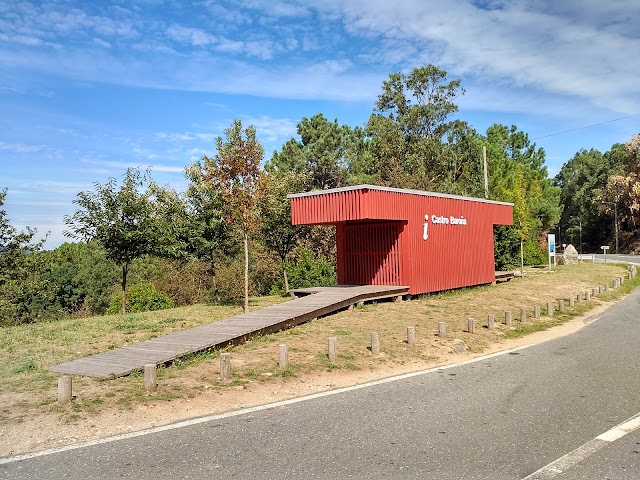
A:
50;285;409;379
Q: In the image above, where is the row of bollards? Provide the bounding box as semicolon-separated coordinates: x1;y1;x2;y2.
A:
57;271;636;402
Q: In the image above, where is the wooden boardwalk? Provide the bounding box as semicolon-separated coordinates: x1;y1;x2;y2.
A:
50;285;409;379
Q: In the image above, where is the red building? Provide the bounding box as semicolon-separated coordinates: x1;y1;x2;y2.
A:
289;185;513;295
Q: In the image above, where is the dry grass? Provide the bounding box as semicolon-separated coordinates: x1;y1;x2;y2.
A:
0;263;636;438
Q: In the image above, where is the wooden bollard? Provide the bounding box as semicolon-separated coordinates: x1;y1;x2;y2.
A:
604;283;608;292
487;314;495;330
547;302;553;316
370;332;380;355
220;353;231;380
58;376;72;403
586;290;591;302
569;296;575;307
438;322;446;338
406;326;416;345
144;364;157;393
576;293;582;304
520;307;526;322
278;344;289;369
559;299;565;312
467;318;475;334
591;287;596;297
534;305;540;319
328;337;337;362
620;275;624;285
505;311;512;326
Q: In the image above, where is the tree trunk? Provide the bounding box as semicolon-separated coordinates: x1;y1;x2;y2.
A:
243;232;249;313
520;239;524;278
121;263;128;315
283;258;289;293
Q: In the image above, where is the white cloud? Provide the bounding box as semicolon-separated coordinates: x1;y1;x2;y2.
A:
93;37;111;48
0;141;46;153
307;0;640;113
80;158;184;174
166;25;216;47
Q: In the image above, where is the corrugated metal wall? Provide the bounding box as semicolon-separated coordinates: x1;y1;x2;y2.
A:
341;222;403;286
291;187;513;295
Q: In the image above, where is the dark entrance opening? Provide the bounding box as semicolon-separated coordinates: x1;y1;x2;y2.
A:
343;221;404;286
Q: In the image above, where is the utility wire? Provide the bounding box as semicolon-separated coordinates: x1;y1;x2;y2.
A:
532;113;640;140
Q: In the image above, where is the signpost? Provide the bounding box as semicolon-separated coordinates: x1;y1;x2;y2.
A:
601;245;609;264
547;234;556;271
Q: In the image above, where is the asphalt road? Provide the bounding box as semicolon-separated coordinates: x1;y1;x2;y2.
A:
2;287;640;479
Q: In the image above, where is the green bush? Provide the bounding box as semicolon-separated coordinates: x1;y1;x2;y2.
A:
107;282;175;314
271;249;336;294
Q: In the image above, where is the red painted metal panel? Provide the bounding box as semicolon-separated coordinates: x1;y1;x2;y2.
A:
289;185;513;295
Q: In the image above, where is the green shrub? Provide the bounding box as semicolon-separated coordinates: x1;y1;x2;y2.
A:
107;283;175;314
271;249;336;294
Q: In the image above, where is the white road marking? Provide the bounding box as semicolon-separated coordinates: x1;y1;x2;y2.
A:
522;412;640;479
0;345;529;465
0;307;616;467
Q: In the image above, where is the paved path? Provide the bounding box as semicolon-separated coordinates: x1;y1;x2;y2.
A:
49;285;408;379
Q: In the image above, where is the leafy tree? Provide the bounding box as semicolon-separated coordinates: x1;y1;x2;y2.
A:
554;148;612;251
259;171;309;292
0;189;50;325
203;120;264;313
486;124;561;266
183;159;239;294
364;65;467;190
603;134;640;233
268;113;350;190
64;168;159;315
43;241;119;315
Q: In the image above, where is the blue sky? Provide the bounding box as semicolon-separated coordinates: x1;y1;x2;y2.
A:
1;0;639;248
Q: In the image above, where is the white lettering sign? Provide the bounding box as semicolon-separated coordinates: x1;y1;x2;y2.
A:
422;213;467;240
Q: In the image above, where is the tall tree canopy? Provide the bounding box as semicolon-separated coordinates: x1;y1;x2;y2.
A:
363;64;471;190
0;189;49;325
268;113;352;190
64;168;158;315
203;120;264;313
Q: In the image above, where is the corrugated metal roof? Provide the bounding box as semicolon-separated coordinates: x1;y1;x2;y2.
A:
287;184;514;207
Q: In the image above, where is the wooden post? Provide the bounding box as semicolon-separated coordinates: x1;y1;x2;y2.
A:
328;337;337;362
520;307;526;322
370;332;380;355
144;364;157;393
591;287;596;297
487;314;495;330
406;326;416;345
534;305;540;319
220;353;231;380
547;302;553;316
604;283;608;292
278;344;288;369
559;299;565;312
586;290;591;302
569;296;575;308
438;322;446;338
57;376;72;403
598;285;602;294
467;318;475;334
620;275;624;285
505;311;512;326
576;293;582;304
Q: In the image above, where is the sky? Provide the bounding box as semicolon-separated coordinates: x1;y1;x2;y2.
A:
1;0;639;248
